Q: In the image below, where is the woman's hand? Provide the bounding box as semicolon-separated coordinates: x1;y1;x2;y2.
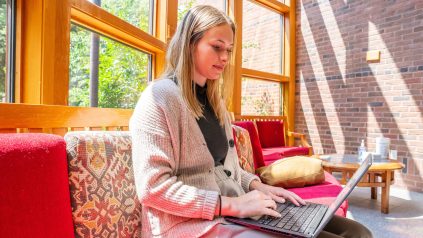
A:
249;180;306;206
220;190;282;218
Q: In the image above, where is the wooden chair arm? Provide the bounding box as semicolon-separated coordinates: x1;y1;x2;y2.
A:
287;131;313;155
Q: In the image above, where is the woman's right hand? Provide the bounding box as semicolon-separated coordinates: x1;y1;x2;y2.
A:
221;190;281;218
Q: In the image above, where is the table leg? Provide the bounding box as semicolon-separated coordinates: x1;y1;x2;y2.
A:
370;173;377;199
381;171;391;214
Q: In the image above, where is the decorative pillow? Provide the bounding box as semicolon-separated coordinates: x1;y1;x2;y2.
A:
232;125;255;174
233;121;265;169
256;156;324;188
65;131;142;238
255;120;285;148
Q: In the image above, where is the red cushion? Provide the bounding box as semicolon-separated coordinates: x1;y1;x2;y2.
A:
0;134;75;238
233;121;265;169
288;172;348;217
262;146;310;163
255;121;285;148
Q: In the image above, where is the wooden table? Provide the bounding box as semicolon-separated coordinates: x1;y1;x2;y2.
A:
317;154;404;214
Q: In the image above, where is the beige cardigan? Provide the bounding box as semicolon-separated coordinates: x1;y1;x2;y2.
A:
130;79;259;238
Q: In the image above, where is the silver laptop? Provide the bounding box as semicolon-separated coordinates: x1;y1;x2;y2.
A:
225;153;373;238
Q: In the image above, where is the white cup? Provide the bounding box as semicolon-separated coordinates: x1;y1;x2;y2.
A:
390;150;398;160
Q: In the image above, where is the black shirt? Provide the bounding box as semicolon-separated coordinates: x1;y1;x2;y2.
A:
195;84;228;166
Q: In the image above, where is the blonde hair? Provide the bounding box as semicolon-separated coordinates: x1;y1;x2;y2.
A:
162;5;235;125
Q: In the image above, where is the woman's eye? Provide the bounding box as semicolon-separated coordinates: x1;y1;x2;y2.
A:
212;45;222;50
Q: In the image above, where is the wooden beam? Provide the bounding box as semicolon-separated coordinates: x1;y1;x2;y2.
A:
283;0;296;146
0;103;132;129
253;0;290;14
228;0;243;116
17;0;71;105
242;68;289;83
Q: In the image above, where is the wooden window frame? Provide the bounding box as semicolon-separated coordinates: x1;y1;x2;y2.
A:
11;0;296;144
229;0;296;145
14;0;176;105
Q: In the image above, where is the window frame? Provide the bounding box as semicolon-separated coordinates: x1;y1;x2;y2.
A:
5;0;17;103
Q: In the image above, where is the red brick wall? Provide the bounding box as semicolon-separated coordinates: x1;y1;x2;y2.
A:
296;0;423;192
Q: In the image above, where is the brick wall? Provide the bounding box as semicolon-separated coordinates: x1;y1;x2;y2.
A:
296;0;423;192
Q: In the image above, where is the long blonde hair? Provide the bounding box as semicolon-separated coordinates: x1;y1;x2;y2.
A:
162;5;235;125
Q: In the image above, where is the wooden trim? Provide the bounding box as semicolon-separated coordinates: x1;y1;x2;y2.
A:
253;0;289;14
228;0;243;116
242;68;289;83
41;0;71;105
70;0;166;54
154;0;177;78
283;0;296;146
14;0;23;103
0;103;132;129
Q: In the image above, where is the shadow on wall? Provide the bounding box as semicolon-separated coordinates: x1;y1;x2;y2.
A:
296;0;423;192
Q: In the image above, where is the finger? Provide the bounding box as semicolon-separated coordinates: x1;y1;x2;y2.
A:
264;208;281;218
288;192;307;205
262;199;277;210
270;193;286;204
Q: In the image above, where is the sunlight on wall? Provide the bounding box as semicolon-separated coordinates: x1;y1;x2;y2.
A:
367;21;422;176
299;71;324;153
317;0;346;79
300;2;345;152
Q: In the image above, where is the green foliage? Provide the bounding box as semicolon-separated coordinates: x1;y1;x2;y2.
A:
177;0;196;21
69;0;151;109
0;0;6;101
241;91;275;116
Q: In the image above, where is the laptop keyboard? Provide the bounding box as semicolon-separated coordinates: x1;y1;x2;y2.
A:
257;202;324;233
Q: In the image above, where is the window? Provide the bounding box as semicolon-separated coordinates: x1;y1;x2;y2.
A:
242;0;283;74
241;77;282;116
96;0;154;33
69;24;150;109
240;0;285;116
0;0;6;102
178;0;226;21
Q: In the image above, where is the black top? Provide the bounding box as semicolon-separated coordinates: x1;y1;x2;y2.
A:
195;84;228;166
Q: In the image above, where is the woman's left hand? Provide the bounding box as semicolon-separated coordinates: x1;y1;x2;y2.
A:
250;180;306;206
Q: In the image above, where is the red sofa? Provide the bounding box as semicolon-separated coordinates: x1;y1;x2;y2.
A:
0;130;347;238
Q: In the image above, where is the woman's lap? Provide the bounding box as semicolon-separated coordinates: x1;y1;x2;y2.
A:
202;215;372;238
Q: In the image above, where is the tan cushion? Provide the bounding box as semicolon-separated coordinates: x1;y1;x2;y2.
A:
256;156;324;188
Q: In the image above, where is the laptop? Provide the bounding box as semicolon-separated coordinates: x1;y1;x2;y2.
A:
225;153;373;238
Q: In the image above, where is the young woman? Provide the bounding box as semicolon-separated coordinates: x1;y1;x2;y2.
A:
130;5;372;238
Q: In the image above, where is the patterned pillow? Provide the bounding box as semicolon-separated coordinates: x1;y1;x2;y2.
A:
232;125;255;174
65;131;141;238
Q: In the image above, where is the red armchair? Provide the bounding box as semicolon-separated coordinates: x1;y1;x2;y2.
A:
234;120;312;167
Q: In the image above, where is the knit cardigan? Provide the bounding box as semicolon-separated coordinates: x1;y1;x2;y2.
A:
130;79;259;238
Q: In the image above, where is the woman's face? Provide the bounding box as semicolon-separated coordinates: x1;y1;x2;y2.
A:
192;24;234;86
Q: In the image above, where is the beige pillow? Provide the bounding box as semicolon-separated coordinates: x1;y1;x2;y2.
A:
256;156;324;188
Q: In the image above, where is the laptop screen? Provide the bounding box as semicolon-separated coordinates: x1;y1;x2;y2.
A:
314;153;373;236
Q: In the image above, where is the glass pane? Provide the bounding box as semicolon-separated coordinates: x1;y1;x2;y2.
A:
69;24;150;109
178;0;226;21
241;77;282;116
95;0;153;33
0;0;6;102
242;0;283;74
